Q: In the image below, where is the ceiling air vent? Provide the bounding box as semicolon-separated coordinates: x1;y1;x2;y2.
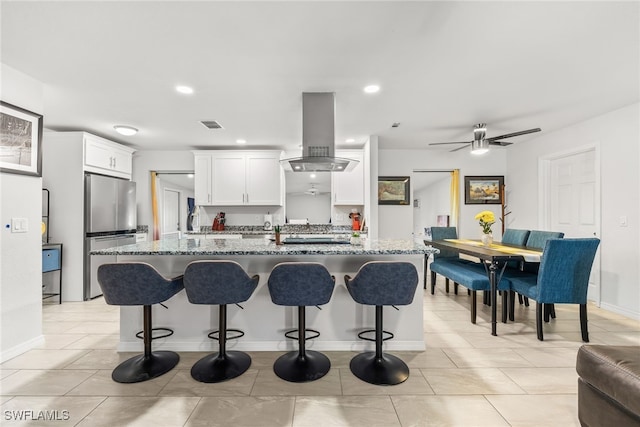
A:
200;120;224;129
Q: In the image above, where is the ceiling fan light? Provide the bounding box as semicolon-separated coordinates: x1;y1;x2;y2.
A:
471;139;489;155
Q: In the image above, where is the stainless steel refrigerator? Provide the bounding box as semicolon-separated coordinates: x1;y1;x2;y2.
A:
84;174;137;300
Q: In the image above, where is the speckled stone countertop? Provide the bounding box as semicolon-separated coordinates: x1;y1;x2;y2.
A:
185;224;364;235
90;238;436;256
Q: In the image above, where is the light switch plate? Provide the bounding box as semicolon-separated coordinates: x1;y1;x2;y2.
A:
619;216;628;227
11;217;28;233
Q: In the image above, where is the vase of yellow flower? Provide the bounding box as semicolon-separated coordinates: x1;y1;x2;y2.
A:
475;210;495;247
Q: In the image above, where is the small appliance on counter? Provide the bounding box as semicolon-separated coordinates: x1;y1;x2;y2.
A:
212;212;225;231
349;210;361;231
263;213;273;231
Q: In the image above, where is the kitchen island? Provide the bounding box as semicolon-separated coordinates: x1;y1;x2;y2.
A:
91;238;437;352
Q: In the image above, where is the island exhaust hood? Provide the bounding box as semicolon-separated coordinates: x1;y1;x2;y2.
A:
283;92;358;172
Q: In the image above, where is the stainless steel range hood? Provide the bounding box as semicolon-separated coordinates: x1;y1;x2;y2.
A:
283;92;358;172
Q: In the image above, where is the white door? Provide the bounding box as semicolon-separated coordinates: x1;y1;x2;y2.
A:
546;147;601;303
162;189;181;239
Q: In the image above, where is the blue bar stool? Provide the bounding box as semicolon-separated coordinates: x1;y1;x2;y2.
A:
268;262;335;382
97;262;184;383
344;261;419;385
183;260;259;383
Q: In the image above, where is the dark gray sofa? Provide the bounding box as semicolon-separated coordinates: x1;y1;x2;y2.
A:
576;345;640;426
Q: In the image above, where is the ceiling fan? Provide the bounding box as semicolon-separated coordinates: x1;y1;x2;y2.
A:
290;183;330;197
429;123;541;155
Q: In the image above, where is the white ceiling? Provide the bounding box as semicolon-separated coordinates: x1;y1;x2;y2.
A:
2;2;638;154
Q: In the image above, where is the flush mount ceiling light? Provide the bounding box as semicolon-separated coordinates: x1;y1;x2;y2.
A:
175;85;194;94
236;139;247;144
364;85;380;94
345;138;355;143
113;125;138;136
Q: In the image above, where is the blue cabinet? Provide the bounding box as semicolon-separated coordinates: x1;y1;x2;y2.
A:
42;243;63;303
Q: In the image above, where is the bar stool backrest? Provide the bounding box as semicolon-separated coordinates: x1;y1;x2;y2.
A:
346;261;418;306
183;260;259;305
97;262;184;306
268;262;335;307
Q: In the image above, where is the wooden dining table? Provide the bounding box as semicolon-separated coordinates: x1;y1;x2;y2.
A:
427;239;542;336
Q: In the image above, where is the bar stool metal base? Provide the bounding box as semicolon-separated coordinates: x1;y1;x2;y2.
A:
112;351;180;384
191;351;251;383
349;352;409;386
273;350;331;383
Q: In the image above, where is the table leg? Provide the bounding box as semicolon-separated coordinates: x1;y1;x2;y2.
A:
489;262;498;336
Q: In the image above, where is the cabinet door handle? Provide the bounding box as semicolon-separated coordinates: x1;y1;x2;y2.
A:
245;193;248;204
109;157;113;168
113;157;116;168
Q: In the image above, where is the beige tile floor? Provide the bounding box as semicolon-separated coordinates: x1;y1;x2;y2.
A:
2;278;639;426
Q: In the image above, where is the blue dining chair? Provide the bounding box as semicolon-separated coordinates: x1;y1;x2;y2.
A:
428;226;470;295
503;238;600;341
519;230;565;309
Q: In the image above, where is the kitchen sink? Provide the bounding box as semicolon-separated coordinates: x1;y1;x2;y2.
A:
282;237;350;244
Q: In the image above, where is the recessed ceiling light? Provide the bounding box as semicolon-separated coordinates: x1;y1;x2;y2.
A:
113;125;138;136
236;139;247;144
294;165;302;170
310;173;316;179
176;85;194;94
364;85;380;94
187;174;194;178
346;138;355;143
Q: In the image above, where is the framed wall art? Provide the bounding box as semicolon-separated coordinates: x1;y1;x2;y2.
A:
0;101;43;177
464;175;504;204
378;176;410;205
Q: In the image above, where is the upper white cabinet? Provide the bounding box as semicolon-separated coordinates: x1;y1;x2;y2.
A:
332;150;364;205
193;154;212;205
193;150;284;206
84;134;134;178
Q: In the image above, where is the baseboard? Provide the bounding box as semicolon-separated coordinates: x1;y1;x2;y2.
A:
117;339;426;352
599;302;640;320
0;335;45;363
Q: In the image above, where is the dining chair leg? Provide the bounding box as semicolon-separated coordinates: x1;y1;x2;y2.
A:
580;304;589;342
536;303;544;341
445;278;450;293
524;296;529;307
549;304;556;319
430;271;436;295
467;289;471;296
454;282;459;295
543;304;551;323
501;291;508;323
423;255;428;290
508;291;515;321
470;291;477;324
518;293;524;305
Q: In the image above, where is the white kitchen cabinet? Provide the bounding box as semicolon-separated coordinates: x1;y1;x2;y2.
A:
193;154;212;205
332;150;364;205
84;134;134;178
193;150;283;206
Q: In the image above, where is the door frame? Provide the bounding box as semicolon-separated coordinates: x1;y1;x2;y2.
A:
161;187;182;239
538;142;601;305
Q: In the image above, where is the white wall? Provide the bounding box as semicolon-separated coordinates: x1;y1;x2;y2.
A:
0;64;44;361
507;102;640;318
376;148;507;240
413;175;451;238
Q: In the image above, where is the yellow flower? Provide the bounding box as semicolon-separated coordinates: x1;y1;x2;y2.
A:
475;210;495;234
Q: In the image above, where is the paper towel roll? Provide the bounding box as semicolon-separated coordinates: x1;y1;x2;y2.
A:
263;214;273;230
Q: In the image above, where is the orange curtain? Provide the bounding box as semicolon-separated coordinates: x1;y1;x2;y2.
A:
450;170;460;227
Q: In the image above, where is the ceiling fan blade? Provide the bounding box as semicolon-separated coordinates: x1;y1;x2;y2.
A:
429;141;472;146
488;140;513;146
450;144;469;152
485;128;541;142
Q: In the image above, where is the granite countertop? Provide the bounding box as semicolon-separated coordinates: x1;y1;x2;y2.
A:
90;238;437;256
184;224;365;236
